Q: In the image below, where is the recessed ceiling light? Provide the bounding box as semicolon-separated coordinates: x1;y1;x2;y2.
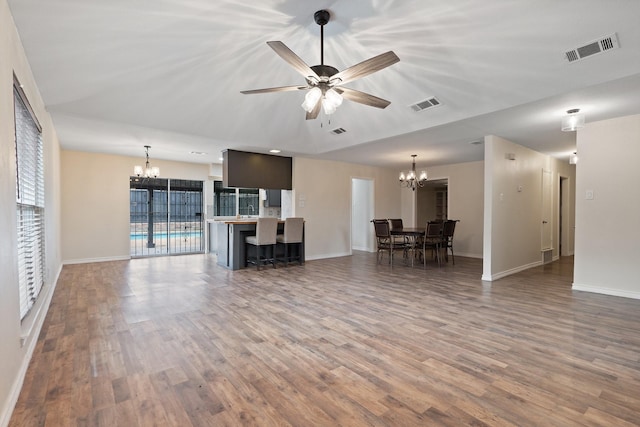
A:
269;149;281;153
190;151;207;155
219;157;224;161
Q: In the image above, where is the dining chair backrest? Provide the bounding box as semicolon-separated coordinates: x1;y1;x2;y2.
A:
282;217;304;243
254;217;278;245
425;221;443;238
389;218;404;231
442;219;458;239
372;219;391;238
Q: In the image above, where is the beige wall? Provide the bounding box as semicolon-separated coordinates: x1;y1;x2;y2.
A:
573;114;640;298
483;136;576;280
61;150;210;263
292;157;401;259
0;1;62;424
422;161;485;258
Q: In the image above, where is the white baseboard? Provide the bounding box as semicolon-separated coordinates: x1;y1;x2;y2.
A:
572;283;640;300
63;255;131;265
455;252;483;259
306;251;352;261
1;264;62;427
481;260;542;281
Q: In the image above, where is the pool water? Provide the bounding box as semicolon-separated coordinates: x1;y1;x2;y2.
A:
130;231;202;240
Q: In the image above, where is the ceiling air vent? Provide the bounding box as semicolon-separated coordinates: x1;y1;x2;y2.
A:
565;33;620;63
410;97;441;112
330;127;346;135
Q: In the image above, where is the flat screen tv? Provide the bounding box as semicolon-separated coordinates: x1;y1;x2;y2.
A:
223;149;292;190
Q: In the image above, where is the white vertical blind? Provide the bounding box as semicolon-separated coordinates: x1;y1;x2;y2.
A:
14;84;45;320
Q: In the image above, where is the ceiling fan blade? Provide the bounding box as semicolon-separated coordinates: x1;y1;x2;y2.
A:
336;87;391;109
241;85;307;95
331;51;399;86
305;98;321;120
267;41;320;81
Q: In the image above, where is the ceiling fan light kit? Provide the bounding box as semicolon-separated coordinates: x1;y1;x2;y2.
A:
241;10;399;120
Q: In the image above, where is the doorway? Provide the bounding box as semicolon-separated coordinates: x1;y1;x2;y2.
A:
559;176;571;256
416;178;448;227
351;178;374;252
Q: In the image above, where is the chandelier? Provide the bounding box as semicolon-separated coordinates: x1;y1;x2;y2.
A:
133;145;159;178
399;154;427;191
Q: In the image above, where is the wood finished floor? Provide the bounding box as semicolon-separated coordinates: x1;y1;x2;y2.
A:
9;253;640;426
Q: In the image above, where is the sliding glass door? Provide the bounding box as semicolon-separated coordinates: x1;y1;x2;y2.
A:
129;177;203;257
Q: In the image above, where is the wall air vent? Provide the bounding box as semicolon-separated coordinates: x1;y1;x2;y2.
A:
565;33;620;63
330;127;347;135
410;97;441;112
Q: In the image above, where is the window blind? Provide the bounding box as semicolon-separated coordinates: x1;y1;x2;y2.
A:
14;84;45;320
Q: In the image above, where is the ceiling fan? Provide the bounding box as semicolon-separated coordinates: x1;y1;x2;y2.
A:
240;10;400;120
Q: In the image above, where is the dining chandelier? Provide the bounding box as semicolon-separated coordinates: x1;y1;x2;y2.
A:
134;145;159;178
399;154;427;191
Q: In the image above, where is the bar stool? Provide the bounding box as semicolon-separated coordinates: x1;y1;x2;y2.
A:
276;217;304;266
245;217;278;270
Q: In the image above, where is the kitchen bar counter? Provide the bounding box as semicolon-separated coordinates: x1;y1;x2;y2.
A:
211;219;304;270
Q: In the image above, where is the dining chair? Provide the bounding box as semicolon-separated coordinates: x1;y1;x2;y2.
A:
421;221;443;268
441;219;459;264
276;217;304;266
372;219;406;266
388;218;409;246
389;218;404;230
245;217;278;270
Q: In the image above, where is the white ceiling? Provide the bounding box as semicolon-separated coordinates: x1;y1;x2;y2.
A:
8;0;640;170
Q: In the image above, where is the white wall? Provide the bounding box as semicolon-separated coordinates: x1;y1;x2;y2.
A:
483;136;576;281
61;150;210;263
0;1;62;424
293;157;401;260
573;114;640;299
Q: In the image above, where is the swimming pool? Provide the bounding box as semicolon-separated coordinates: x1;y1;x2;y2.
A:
130;231;202;240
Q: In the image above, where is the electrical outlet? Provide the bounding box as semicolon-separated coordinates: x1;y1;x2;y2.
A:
585;190;594;200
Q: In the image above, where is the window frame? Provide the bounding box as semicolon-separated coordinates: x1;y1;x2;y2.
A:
14;76;46;321
213;180;259;218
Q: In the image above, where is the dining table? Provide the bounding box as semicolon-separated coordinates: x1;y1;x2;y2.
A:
390;227;425;266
